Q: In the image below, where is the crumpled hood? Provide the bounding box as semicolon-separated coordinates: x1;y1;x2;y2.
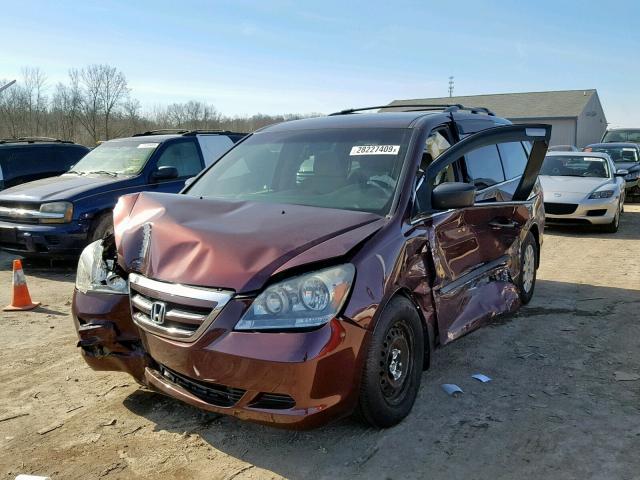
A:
114;192;385;293
539;175;614;200
613;161;640;173
0;173;123;203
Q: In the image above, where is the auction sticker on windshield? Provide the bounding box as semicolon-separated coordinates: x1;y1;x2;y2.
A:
137;143;159;149
350;145;400;155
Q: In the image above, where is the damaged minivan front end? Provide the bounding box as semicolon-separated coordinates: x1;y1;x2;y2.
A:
72;110;549;429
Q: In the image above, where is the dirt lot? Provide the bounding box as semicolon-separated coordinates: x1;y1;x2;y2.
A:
1;207;639;480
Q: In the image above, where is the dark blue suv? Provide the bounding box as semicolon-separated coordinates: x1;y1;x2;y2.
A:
0;129;245;257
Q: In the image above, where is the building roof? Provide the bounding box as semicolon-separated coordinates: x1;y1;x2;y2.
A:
388;89;599;119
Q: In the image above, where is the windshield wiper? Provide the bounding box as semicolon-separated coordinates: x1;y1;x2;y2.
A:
87;170;118;177
67;170;85;175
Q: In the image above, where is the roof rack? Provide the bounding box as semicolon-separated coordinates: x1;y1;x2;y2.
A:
0;136;73;144
133;129;247;137
329;104;495;116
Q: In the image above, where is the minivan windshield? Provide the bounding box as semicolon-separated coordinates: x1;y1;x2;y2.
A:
69;140;159;175
602;130;640;143
186;128;412;215
587;146;638;163
540;155;611;178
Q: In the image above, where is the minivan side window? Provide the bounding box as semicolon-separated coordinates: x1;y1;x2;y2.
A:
498;142;529;180
156;141;202;178
464;145;505;189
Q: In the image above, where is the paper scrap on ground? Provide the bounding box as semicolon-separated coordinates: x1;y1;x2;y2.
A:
442;384;463;396
472;373;492;383
614;371;640;381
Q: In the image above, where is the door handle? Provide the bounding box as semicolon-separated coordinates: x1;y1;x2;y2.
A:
489;219;518;229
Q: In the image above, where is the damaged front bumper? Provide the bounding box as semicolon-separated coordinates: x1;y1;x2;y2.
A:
72;289;370;429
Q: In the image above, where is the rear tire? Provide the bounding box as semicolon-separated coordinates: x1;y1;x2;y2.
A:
90;213;114;242
517;232;537;305
356;296;424;428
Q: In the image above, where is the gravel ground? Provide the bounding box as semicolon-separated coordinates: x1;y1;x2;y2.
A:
1;206;639;480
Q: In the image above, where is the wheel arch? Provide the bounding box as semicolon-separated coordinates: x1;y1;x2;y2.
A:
528;223;541;268
376;287;435;371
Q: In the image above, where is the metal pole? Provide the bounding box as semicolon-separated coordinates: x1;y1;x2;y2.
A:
0;80;16;94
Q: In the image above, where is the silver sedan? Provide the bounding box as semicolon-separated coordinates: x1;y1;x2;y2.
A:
539;152;626;233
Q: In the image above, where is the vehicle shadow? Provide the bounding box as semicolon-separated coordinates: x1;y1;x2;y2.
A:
0;250;77;276
121;279;640;479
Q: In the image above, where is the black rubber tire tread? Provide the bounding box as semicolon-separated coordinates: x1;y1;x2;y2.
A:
356;296;424;428
90;212;114;242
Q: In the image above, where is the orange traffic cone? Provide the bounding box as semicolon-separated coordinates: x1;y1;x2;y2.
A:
3;259;40;311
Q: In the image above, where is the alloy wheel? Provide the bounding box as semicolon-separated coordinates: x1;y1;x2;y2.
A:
522;244;535;293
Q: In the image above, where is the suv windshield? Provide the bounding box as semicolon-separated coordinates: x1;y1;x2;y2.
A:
588;146;638;163
603;130;640;143
186;128;412;215
69;140;159;175
541;155;611;178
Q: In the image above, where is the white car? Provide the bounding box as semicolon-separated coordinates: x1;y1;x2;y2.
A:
539;151;626;232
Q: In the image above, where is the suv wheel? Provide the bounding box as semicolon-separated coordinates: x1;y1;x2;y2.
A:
357;296;424;428
90;213;114;242
518;232;538;304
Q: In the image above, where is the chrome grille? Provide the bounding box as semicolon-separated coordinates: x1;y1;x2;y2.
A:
128;273;233;342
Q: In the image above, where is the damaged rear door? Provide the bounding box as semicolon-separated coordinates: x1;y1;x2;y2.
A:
416;124;551;344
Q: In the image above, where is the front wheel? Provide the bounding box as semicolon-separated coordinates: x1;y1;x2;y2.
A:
601;202;620;233
517;232;538;304
90;213;114;242
356;296;424;428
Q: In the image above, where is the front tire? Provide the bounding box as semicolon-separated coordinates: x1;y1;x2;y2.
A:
518;232;538;305
90;213;114;242
357;296;424;428
602;202;620;233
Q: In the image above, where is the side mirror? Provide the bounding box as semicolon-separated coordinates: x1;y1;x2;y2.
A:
184;177;196;188
432;182;476;210
615;169;629;177
151;166;179;182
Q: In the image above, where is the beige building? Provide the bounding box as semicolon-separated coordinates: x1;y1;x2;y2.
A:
388;89;607;148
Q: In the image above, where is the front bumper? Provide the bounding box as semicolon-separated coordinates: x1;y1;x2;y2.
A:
72;289;370;429
0;219;90;257
545;197;619;225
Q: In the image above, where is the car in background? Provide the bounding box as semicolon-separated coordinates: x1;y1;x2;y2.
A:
71;104;550;429
601;128;640;144
0;129;245;257
0;137;89;190
584;142;640;200
540;151;626;232
548;145;579;152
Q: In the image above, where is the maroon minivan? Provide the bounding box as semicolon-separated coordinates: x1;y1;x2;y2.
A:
72;105;550;429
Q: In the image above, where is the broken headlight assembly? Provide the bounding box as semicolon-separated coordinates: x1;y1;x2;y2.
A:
235;264;355;331
76;239;127;294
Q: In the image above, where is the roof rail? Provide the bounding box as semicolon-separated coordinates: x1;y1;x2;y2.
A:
329;104;495;116
0;136;73;144
133;129;247;137
133;129;190;136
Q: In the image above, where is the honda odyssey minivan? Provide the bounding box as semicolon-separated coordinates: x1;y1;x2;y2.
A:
72;105;550;429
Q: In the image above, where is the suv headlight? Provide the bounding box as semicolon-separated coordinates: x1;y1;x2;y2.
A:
588;190;614;199
39;201;73;223
235;264;355;331
76;240;127;294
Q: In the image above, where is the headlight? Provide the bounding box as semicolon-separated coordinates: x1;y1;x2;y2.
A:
625;171;639;180
588;190;614;199
235;264;355;331
39;201;73;223
76;240;127;294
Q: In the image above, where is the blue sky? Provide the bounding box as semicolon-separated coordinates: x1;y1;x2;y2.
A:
2;0;639;125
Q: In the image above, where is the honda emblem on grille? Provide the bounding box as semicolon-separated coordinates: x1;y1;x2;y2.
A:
150;301;167;325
